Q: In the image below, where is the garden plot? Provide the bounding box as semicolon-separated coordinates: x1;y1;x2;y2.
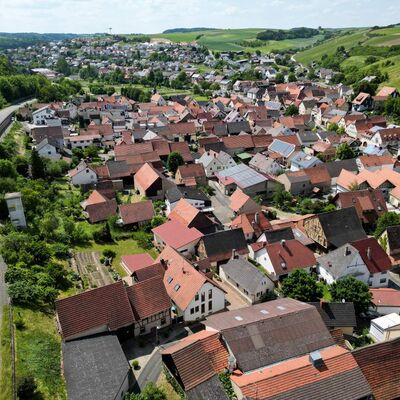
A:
73;251;114;288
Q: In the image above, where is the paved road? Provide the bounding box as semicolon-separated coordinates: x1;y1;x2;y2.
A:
0;256;8;373
0;98;36;141
136;349;162;390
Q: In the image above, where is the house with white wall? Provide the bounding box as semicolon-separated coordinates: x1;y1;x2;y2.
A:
68;161;98;186
196;150;237;178
317;238;393;288
159;246;225;321
36;138;61;160
370;313;400;342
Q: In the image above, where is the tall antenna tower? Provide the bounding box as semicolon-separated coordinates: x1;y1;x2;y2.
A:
108;27;112;35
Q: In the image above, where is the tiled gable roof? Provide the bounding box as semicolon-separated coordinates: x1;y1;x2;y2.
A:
126;276;171;320
119;200;155;225
56;281;135;340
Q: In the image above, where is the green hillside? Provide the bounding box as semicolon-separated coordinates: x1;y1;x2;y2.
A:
295;25;400;88
152;28;326;53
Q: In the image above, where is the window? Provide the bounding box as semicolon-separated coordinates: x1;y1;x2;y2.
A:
208;301;212;311
167;276;173;284
190;308;195;315
174;284;181;292
195;306;199;312
201;304;205;314
201;292;205;302
380;278;387;284
208;289;212;299
140;326;145;334
195;294;199;301
161;317;166;325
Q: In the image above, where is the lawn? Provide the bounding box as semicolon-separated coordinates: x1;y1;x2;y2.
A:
157;373;181;400
295;28;369;65
0;306;12;400
75;238;158;278
13;306;66;400
152;28;326;53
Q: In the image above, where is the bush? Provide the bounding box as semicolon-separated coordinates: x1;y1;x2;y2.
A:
132;360;140;370
132;231;153;250
102;249;116;259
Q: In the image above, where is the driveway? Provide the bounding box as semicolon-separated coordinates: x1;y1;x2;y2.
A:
0;256;8;373
208;180;234;226
215;278;249;311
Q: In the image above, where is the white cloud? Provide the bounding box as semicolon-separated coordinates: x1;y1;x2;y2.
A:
0;0;398;33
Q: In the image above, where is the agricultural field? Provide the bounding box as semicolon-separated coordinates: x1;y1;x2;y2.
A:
152;28;326;53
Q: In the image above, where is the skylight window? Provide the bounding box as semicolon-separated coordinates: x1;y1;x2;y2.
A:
260;310;269;315
174;284;181;292
277;306;286;310
234;316;243;321
167;276;173;284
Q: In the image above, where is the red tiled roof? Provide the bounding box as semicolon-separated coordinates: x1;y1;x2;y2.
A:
232;345;371;400
229;188;261;213
121;253;155;275
231;212;271;237
119;200;155;225
263;239;316;276
359;155;394;168
152;220;203;249
351;237;392;274
370;288;400;307
56;281;135;340
223;135;254;149
158;246;215;311
85;199;117;223
177;163;206;179
126;276;171;320
304;165;331;185
161;330;229;390
353;338;400;400
168;199;199;226
134;163;162;191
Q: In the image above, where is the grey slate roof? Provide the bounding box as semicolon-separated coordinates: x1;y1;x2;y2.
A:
308;302;357;328
202;229;248;258
62;334;133;400
186;376;228;400
290;151;322;169
166;186;211;205
325;158;358;178
221;256;267;293
268;139;295;158
316;244;360;280
317;207;367;248
227;121;251;135
214;300;334;372
264;227;295;244
297;131;319;145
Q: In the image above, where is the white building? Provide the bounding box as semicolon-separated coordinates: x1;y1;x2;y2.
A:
36;138;61;160
160;246;225;322
196;150;237;177
5;192;27;228
68;161;98;186
370;313;400;342
32;106;61;127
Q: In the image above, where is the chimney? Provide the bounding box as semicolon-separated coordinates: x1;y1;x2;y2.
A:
160;258;167;270
367;246;372;260
281;239;286;248
232;248;238;259
320;299;327;308
193;263;200;271
344;246;350;256
227;355;237;373
309;351;324;369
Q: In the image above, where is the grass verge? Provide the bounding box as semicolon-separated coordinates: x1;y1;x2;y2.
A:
0;305;12;400
14;306;66;400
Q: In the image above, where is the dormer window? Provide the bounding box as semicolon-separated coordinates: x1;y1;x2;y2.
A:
167;276;173;284
174;284;181;292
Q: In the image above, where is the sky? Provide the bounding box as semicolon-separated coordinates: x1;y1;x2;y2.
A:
0;0;399;34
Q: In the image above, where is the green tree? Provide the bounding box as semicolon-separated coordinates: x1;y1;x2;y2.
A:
167;151;184;175
55;57;71;76
288;72;296;82
125;382;167;400
30;148;46;179
272;187;293;210
84;145;99;159
335;143;355;160
275;72;285;84
284;104;299;116
374;212;400;238
0;159;17;178
280;269;323;302
330;276;372;315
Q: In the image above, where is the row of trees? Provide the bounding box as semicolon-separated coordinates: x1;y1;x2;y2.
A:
280;270;372;315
